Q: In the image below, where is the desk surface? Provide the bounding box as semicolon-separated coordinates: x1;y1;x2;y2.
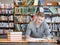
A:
0;38;57;43
0;42;59;45
0;38;59;45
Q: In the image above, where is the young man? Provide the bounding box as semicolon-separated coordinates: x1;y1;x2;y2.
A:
26;12;52;39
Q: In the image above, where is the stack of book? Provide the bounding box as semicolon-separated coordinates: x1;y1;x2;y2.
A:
44;6;52;14
15;0;22;6
39;0;44;5
0;3;14;14
15;24;28;32
0;23;14;27
9;32;22;41
15;0;44;6
0;29;13;34
45;17;51;23
0;16;8;21
0;15;13;21
9;15;13;21
44;2;58;6
15;16;31;23
52;17;60;22
15;6;37;14
15;0;40;6
44;6;58;14
0;29;3;34
58;8;60;14
49;7;58;14
9;23;14;27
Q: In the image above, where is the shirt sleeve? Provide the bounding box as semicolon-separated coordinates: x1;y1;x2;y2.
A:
25;24;31;38
44;22;51;37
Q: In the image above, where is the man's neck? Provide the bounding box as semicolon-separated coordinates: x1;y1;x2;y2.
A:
36;22;41;28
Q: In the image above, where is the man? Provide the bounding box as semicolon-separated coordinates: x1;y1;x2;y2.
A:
26;12;52;39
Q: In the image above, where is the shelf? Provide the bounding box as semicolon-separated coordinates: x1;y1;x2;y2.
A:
15;22;30;24
47;22;60;24
0;20;14;22
44;5;59;6
0;27;14;29
0;14;14;15
0;8;14;10
15;14;34;16
14;5;39;7
45;14;60;16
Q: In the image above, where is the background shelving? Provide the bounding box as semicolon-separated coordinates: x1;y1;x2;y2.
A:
44;1;60;36
14;0;60;36
0;2;14;38
0;0;60;38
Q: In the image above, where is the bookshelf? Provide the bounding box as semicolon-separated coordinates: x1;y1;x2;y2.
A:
44;1;60;36
14;0;42;35
0;3;14;38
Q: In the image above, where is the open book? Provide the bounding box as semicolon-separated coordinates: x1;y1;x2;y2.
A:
26;38;47;42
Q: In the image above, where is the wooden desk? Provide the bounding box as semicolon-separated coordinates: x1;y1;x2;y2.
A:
0;38;59;45
0;38;57;43
0;40;59;45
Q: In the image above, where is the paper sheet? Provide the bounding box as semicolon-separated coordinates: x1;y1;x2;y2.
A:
26;38;47;42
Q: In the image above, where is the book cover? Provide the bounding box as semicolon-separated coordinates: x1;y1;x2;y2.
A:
49;7;58;14
9;23;14;27
14;16;19;22
25;0;32;5
9;15;13;21
23;16;27;23
18;16;23;23
34;0;39;5
39;0;44;5
58;8;60;14
0;29;3;34
15;0;22;5
21;7;28;14
31;7;37;14
39;7;44;12
26;16;31;22
15;7;22;14
15;24;21;31
20;24;28;31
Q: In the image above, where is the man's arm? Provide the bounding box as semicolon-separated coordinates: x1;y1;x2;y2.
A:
25;24;31;38
44;22;53;39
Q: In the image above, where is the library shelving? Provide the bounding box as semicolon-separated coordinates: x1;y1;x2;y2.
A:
14;0;60;36
44;2;60;36
14;0;42;35
0;3;14;38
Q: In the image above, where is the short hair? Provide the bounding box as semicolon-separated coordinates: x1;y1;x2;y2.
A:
36;12;45;17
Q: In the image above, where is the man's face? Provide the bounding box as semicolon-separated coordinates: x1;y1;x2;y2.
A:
36;16;44;24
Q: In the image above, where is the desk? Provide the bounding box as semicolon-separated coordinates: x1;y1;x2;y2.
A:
0;42;59;45
0;33;60;45
0;38;59;45
0;39;57;42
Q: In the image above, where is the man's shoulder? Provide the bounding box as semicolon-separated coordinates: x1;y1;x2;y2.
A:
28;21;35;26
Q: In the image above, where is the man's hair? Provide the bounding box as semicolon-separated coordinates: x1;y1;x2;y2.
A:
36;12;45;17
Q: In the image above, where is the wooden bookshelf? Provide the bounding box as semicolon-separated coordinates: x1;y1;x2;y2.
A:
44;2;60;36
15;14;32;16
0;14;14;16
15;22;30;24
47;22;60;24
0;20;14;22
0;3;14;38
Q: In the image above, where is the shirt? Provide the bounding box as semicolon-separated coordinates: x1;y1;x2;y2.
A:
25;20;51;38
